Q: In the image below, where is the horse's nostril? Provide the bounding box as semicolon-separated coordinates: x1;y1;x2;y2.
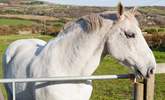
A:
147;67;155;78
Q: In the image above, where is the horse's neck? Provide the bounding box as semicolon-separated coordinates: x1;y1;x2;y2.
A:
32;19;113;77
40;32;105;77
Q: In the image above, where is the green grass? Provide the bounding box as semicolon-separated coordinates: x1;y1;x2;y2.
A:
0;35;165;100
154;51;165;63
0;18;34;26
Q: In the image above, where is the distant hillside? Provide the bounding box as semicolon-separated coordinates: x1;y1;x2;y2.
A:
137;6;165;28
0;0;9;3
0;0;45;5
0;2;164;28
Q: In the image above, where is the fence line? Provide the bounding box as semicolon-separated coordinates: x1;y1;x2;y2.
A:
0;67;162;100
0;74;134;100
0;73;157;100
0;74;134;83
0;64;164;100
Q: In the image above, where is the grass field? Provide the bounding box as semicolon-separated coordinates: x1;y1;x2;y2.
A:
0;34;165;100
0;18;34;26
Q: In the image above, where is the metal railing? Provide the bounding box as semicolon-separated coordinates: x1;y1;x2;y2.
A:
0;74;134;100
1;65;162;100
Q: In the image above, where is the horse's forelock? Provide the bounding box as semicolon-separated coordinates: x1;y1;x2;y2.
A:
125;12;139;26
117;11;139;26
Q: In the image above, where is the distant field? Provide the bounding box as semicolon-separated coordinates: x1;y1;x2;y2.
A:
0;35;165;100
139;7;165;16
0;0;9;3
144;27;165;34
0;18;34;26
0;15;58;22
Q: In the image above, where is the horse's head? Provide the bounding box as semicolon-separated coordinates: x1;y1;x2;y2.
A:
105;3;156;78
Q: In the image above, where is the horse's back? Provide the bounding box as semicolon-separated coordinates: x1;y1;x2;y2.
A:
4;39;46;64
3;39;46;100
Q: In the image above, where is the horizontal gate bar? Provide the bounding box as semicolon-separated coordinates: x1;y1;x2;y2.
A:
0;74;134;83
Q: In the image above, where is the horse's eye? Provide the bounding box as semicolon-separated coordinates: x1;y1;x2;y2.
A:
124;31;135;38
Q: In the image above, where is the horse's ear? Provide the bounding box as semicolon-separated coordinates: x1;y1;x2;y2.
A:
130;7;138;15
117;2;124;17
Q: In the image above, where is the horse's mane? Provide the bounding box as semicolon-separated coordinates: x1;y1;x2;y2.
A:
60;14;103;34
77;14;103;33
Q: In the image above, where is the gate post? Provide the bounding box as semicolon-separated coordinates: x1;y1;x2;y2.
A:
144;74;155;100
133;74;155;100
134;82;144;100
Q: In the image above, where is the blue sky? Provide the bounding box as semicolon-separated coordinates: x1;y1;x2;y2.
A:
38;0;165;7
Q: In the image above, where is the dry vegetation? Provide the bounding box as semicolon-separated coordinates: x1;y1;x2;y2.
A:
145;33;165;51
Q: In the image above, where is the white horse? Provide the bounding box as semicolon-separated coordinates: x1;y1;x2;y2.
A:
3;3;156;100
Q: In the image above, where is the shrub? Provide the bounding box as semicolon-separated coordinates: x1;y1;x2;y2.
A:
145;34;165;51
